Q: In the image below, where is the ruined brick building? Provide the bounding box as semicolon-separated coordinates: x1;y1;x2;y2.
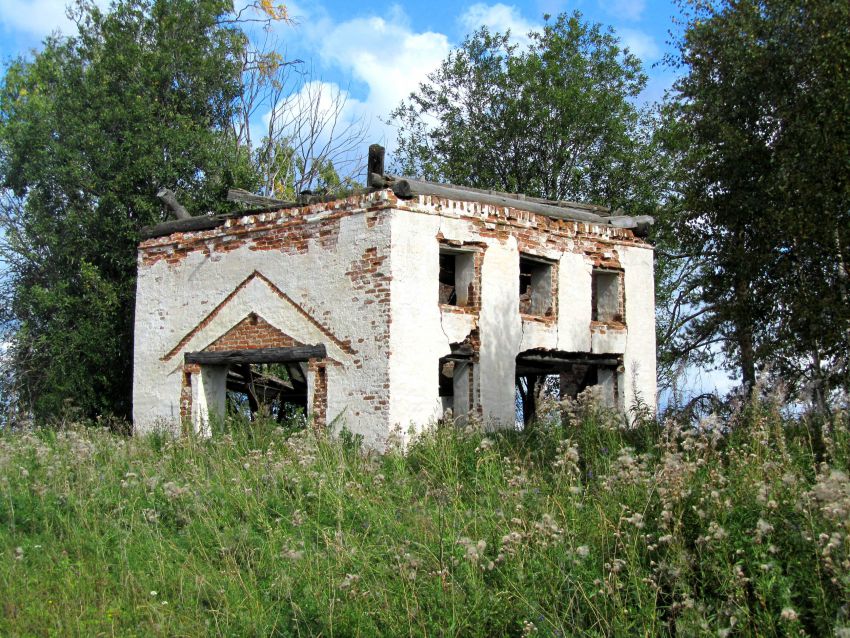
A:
133;149;656;448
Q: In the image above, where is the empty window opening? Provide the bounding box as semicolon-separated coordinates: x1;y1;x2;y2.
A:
519;256;554;316
226;362;308;427
515;350;622;426
592;269;623;323
438;340;475;423
439;248;477;307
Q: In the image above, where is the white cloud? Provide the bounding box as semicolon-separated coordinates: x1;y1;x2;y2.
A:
458;3;536;40
257;79;369;179
0;0;105;38
297;8;451;149
599;0;645;22
618;28;661;63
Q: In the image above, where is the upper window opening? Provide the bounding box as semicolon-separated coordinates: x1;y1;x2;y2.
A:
439;248;477;307
519;255;554;316
592;269;623;323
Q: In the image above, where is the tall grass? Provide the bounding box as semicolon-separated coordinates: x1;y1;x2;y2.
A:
0;396;848;636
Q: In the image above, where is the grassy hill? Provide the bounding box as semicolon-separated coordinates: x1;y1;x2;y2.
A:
1;396;848;636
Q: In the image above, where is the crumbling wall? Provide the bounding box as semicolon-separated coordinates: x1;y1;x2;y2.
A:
133;192;395;448
388;195;656;431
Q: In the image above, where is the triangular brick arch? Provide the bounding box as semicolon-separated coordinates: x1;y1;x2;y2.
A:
204;313;304;353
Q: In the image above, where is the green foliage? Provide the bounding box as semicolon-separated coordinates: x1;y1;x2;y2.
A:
390;12;664;215
1;400;849;635
0;0;260;420
661;0;850;400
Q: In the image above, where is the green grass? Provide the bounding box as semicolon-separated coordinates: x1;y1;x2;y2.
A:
0;396;849;637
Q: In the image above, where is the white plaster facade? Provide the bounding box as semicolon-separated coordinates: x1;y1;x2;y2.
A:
133;188;656;447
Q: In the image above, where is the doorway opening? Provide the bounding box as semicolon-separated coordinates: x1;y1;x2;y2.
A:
515;350;622;426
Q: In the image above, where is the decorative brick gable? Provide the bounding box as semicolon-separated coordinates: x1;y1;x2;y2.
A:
204;313;302;352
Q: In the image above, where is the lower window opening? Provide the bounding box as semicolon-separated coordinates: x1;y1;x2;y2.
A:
515;350;622;427
226;362;308;427
438;342;475;423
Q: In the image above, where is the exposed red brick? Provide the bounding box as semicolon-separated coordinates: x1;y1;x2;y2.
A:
204;313;302;351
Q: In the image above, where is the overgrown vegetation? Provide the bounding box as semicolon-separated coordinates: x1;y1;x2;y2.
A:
1;395;848;636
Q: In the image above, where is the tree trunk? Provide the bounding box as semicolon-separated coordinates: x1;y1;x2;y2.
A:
733;270;756;394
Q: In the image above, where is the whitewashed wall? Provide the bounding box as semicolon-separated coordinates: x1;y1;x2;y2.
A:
133;204;394;448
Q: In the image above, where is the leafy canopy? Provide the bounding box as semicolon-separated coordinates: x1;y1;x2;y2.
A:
390;12;663;215
0;0;259;420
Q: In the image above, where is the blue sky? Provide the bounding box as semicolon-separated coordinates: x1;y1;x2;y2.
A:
0;0;684;148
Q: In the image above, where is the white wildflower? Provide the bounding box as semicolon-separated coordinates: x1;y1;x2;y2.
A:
780;608;798;621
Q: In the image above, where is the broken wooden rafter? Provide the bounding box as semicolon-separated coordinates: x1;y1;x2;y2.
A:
157;188;191;220
515;351;622;375
390;174;610;214
227;188;294;208
184;345;327;366
367;145;385;188
605;215;655;236
227;367;296;392
370;174;607;224
141;188;375;240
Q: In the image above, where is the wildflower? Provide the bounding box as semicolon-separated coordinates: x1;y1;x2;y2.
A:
397;551;421;579
533;514;563;544
150;591;157;597
500;531;524;557
282;547;304;561
14;547;23;561
457;537;487;563
755;518;773;542
624;512;645;529
576;545;590;558
476;438;494;453
339;573;360;590
162;481;188;500
553;439;580;476
707;521;728;541
780;608;798;621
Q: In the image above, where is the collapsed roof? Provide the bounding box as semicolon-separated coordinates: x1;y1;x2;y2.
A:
143;145;654;240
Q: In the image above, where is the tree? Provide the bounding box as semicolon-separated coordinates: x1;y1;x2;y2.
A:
662;0;850;406
0;0;263;421
390;12;664;215
233;43;368;199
